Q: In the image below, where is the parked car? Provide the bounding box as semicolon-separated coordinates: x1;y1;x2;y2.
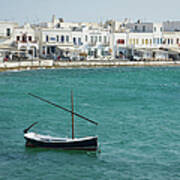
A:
133;55;141;61
57;56;71;61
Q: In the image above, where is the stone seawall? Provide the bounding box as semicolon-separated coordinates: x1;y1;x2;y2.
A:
0;60;180;72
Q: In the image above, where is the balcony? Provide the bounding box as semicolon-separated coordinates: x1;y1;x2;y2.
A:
14;40;39;49
43;41;74;47
102;42;110;46
16;40;37;44
88;42;96;46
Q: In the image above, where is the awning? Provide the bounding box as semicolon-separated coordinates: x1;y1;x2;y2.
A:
153;49;169;54
135;48;152;52
56;46;79;52
169;48;180;53
0;45;19;52
79;52;88;57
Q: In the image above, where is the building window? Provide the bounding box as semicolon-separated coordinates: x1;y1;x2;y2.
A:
171;39;173;44
73;37;76;45
168;39;170;44
6;28;11;36
46;35;49;42
145;39;148;45
101;49;105;56
61;35;64;43
42;46;45;54
88;49;90;56
157;38;159;44
99;36;102;42
142;39;144;45
136;39;139;45
135;25;138;32
162;39;166;44
121;39;125;44
22;34;27;42
51;46;55;54
95;36;97;42
129;39;132;45
28;36;32;42
57;35;59;42
104;36;107;43
16;36;20;41
154;27;157;32
85;35;88;42
160;38;162;44
47;47;50;54
177;38;179;44
160;27;163;32
78;38;81;45
133;39;135;45
142;26;146;32
90;36;93;43
66;35;69;42
117;39;125;44
50;37;56;41
150;39;152;45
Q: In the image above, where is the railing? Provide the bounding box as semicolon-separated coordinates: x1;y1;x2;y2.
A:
16;40;37;43
88;42;96;46
43;42;74;46
102;42;110;46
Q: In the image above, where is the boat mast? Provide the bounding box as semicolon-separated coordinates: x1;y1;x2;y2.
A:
71;91;74;139
28;93;98;125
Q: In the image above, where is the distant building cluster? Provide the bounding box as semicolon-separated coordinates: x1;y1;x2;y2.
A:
1;15;180;61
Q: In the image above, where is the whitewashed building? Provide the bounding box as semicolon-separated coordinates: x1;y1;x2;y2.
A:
38;27;74;59
13;23;39;59
0;21;18;39
37;16;112;60
162;32;180;49
0;21;18;47
0;21;18;61
80;26;111;60
1;16;180;61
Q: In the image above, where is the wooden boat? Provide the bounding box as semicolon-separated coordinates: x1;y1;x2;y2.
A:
24;92;98;151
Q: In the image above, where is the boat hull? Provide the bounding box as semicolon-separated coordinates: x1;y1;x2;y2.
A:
24;133;98;151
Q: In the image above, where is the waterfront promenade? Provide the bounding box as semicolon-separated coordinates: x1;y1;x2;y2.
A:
0;60;180;72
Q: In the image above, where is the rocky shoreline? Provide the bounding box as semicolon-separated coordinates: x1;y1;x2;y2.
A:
0;60;180;72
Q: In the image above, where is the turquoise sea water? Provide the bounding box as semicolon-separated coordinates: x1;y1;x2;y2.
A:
0;67;180;180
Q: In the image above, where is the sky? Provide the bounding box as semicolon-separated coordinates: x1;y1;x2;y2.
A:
0;0;180;24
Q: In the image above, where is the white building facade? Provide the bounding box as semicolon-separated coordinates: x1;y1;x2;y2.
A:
13;24;39;59
38;27;74;59
1;17;180;61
